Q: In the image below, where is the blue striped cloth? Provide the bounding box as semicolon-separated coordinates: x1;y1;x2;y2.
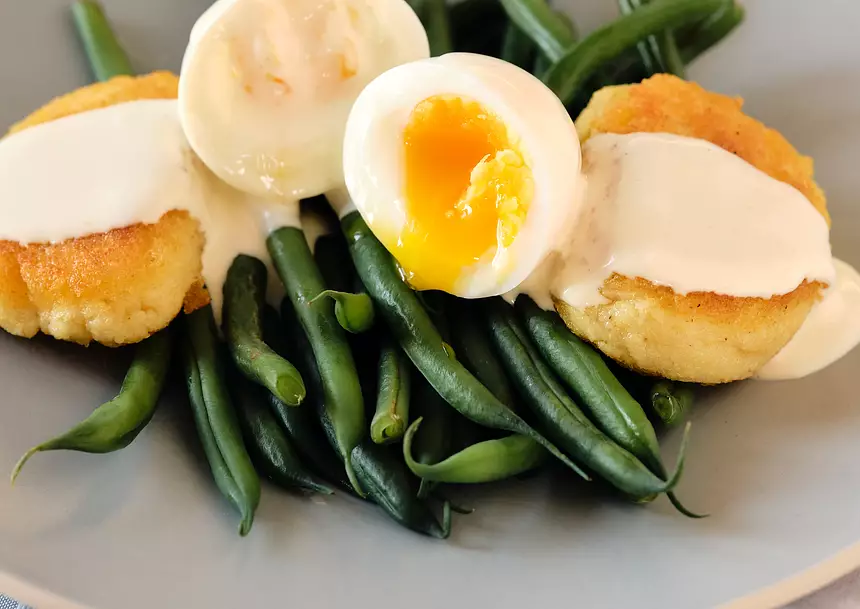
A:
0;594;31;609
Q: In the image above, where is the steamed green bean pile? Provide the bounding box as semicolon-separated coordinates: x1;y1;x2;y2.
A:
13;0;744;538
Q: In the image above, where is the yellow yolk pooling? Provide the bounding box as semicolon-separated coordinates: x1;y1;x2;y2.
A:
399;95;534;292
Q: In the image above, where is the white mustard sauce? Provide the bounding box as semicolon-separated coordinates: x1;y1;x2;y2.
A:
757;258;860;380
509;131;860;380
0;99;299;319
543;132;834;307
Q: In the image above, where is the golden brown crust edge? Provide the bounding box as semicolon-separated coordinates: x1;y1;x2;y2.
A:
575;74;829;224
556;277;824;384
0;72;209;346
559;75;830;383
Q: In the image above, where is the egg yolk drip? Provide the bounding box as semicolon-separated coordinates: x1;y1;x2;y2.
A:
399;95;534;292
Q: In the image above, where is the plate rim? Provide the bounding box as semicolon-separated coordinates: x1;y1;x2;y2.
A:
718;541;860;609
0;571;88;609
2;2;858;609
4;539;860;609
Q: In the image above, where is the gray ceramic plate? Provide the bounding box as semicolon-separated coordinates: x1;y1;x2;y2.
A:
1;1;859;608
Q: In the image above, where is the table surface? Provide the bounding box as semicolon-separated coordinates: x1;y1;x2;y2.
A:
790;570;860;608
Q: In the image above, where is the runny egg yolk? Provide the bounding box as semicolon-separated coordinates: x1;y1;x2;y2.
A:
398;95;534;292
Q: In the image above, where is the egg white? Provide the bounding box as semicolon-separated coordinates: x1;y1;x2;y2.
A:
342;53;583;298
179;0;429;201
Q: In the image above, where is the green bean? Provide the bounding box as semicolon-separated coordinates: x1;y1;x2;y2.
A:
618;0;657;73
450;0;507;56
352;441;450;538
515;297;706;517
71;1;134;82
544;0;723;104
223;255;305;406
610;363;698;432
409;0;453;56
461;25;507;57
11;330;171;484
425;297;514;450
650;380;695;427
554;11;580;41
183;306;260;536
409;371;455;498
418;291;450;336
371;338;412;443
502;22;537;70
284;293;448;534
231;367;333;495
533;54;551;78
499;0;576;63
450;0;504;32
483;298;689;499
268;387;354;493
659;29;686;76
404;418;546;483
417;291;458;361
300;195;341;233
314;234;356;294
309;290;374;334
340;211;585;478
312;232;381;403
516;296;661;470
447;297;518;409
602;49;651;85
531;11;577;77
409;373;453;464
618;0;685;77
267;227;365;494
268;305;358;495
678;2;743;64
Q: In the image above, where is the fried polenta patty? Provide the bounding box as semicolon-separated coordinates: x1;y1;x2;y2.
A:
558;74;829;384
0;72;208;346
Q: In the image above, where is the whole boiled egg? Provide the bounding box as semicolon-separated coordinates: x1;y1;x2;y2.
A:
342;53;583;298
179;0;429;200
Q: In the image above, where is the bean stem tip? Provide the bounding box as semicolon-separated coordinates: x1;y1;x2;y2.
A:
10;445;41;486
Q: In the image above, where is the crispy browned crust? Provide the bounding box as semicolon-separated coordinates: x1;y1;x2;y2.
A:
0;241;39;338
556;276;824;384
575;74;829;224
183;279;211;314
13;211;205;346
560;75;829;383
0;72;209;346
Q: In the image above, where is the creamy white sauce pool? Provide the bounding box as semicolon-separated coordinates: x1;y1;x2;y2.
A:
0;99;299;319
757;258;860;380
521;132;835;309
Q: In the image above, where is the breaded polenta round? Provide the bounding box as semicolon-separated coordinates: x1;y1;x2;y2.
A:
0;72;208;346
557;74;829;384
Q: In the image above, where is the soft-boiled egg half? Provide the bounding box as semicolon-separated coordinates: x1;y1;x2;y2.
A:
342;53;582;298
179;0;429;200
